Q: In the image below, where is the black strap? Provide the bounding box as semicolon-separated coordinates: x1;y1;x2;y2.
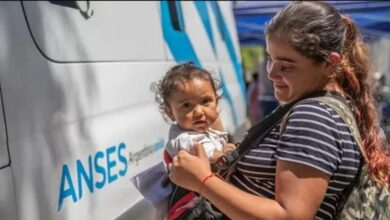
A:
238;90;343;155
219;90;348;177
237;103;294;155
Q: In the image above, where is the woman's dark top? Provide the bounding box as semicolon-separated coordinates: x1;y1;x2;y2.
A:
230;99;361;220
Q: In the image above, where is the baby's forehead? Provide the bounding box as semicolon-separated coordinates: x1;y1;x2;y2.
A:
174;77;212;89
169;78;216;97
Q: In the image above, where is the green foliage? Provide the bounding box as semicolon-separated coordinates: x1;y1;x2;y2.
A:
240;45;265;81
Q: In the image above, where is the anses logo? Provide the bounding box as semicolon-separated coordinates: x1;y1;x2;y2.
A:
57;143;127;211
56;138;165;211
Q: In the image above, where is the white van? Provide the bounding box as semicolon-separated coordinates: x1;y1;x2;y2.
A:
0;1;246;219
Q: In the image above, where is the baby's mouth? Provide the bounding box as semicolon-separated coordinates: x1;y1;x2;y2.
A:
194;120;207;125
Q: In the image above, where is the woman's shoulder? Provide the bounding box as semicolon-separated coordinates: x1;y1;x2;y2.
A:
289;98;337;120
278;97;357;176
283;97;353;141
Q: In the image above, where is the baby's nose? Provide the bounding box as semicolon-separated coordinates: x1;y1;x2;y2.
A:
193;105;204;116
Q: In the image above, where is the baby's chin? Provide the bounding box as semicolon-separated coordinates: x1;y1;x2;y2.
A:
192;128;208;133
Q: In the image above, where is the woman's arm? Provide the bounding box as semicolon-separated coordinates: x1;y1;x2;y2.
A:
211;115;224;131
170;143;330;220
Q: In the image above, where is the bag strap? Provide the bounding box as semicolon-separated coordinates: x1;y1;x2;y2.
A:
222;90;335;179
279;91;363;154
301;95;366;220
238;90;337;155
296;95;364;158
277;94;365;219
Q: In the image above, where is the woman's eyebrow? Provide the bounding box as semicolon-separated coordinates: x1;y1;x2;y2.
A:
265;52;296;63
276;56;296;63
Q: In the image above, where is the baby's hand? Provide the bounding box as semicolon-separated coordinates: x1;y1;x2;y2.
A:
214;143;237;170
210;149;224;164
222;143;236;154
209;143;236;164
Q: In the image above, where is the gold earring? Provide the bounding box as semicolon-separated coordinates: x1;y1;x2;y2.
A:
328;72;336;79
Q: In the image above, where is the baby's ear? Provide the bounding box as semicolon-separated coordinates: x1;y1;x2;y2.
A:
164;106;175;121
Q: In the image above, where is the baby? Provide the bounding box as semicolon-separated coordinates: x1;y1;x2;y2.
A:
154;62;234;165
153;62;236;219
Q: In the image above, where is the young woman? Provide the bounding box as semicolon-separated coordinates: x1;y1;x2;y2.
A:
168;2;390;219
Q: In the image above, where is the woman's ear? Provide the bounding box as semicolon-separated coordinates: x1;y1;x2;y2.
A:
324;52;341;77
164;105;175;121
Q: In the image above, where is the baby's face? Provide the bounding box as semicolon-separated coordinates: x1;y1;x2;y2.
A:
165;78;219;133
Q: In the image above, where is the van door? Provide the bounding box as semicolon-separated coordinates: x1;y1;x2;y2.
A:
0;85;17;219
6;1;167;220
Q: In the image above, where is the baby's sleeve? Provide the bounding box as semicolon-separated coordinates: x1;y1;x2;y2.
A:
165;133;193;158
166;132;218;160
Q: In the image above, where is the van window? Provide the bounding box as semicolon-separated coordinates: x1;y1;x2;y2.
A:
0;92;9;169
168;1;185;32
21;1;166;62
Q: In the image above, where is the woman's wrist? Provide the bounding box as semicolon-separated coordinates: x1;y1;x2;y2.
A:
198;172;223;196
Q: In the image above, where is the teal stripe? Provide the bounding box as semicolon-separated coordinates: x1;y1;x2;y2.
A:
218;70;238;127
194;1;216;52
161;1;238;128
210;2;246;100
194;2;238;127
160;1;200;66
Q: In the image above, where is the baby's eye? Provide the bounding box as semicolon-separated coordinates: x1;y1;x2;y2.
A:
181;103;191;109
202;98;212;105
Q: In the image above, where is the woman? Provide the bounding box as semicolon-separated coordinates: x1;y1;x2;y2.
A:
168;1;390;219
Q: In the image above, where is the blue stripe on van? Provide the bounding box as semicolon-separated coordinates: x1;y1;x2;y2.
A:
194;1;216;52
160;1;200;66
193;2;238;127
209;2;246;100
218;71;238;127
161;1;238;128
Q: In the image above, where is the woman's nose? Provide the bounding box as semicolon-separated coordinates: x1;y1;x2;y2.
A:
267;61;278;80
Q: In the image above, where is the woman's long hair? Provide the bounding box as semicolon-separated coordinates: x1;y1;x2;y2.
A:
265;1;390;186
339;16;390;185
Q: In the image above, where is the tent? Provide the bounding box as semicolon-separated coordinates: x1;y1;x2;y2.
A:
234;1;390;45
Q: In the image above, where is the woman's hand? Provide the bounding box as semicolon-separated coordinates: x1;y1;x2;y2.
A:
169;143;212;192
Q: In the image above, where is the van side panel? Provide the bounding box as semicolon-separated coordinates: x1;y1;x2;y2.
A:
0;169;17;219
22;1;165;62
0;1;245;219
2;2;172;219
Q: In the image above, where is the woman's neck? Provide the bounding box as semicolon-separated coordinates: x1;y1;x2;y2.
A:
324;81;345;97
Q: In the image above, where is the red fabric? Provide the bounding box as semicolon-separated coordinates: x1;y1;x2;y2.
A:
167;192;197;220
165;149;197;220
164;150;172;164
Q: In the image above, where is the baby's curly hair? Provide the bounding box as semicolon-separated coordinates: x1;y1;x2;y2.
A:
151;62;222;121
